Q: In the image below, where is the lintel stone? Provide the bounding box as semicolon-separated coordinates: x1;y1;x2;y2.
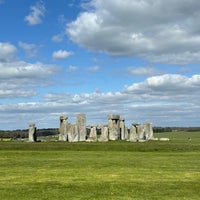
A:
107;114;120;120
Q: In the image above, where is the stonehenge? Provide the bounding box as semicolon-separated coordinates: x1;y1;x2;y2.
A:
58;113;156;143
27;113;162;143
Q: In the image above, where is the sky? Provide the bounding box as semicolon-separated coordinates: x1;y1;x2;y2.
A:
0;0;200;130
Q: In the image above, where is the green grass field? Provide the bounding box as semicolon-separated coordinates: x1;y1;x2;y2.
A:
0;132;200;200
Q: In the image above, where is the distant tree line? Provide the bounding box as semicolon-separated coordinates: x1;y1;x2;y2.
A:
153;127;173;133
0;128;58;139
153;127;200;133
0;130;28;139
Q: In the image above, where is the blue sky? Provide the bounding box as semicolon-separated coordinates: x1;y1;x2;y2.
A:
0;0;200;130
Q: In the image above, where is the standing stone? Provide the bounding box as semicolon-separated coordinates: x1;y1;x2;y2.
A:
87;126;97;142
136;124;145;140
66;123;71;142
68;124;79;142
59;115;68;141
98;126;109;142
28;123;37;142
124;126;129;140
74;124;79;142
65;123;75;142
108;114;120;141
119;117;125;140
77;114;86;141
144;122;154;140
129;124;137;142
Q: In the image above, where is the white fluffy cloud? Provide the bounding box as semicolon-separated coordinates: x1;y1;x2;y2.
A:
0;61;55;98
25;1;46;25
52;50;73;60
67;0;200;64
0;42;57;99
0;42;16;62
0;61;54;79
124;74;200;104
41;74;200;127
1;73;199;129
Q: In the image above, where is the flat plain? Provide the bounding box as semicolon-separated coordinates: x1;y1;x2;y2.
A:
0;132;200;200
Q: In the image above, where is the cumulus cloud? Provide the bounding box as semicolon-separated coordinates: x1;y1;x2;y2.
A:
0;61;54;79
52;50;73;60
0;42;16;62
67;0;200;64
21;74;200;126
123;74;200;109
25;1;45;25
2;73;199;129
0;89;36;99
0;60;56;98
0;42;57;99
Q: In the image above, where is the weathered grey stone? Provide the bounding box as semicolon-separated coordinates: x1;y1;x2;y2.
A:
108;114;120;140
107;114;120;120
86;126;97;142
138;139;147;142
144;122;154;140
151;138;159;141
98;126;108;142
65;123;72;142
28;123;37;142
129;124;137;142
124;126;129;140
119;117;125;140
77;114;86;141
65;123;77;142
159;138;170;141
136;124;145;140
72;124;79;142
59;115;68;141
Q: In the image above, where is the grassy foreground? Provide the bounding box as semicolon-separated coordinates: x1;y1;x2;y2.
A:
0;132;200;200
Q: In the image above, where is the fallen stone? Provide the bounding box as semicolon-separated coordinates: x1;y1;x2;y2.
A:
159;138;170;141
